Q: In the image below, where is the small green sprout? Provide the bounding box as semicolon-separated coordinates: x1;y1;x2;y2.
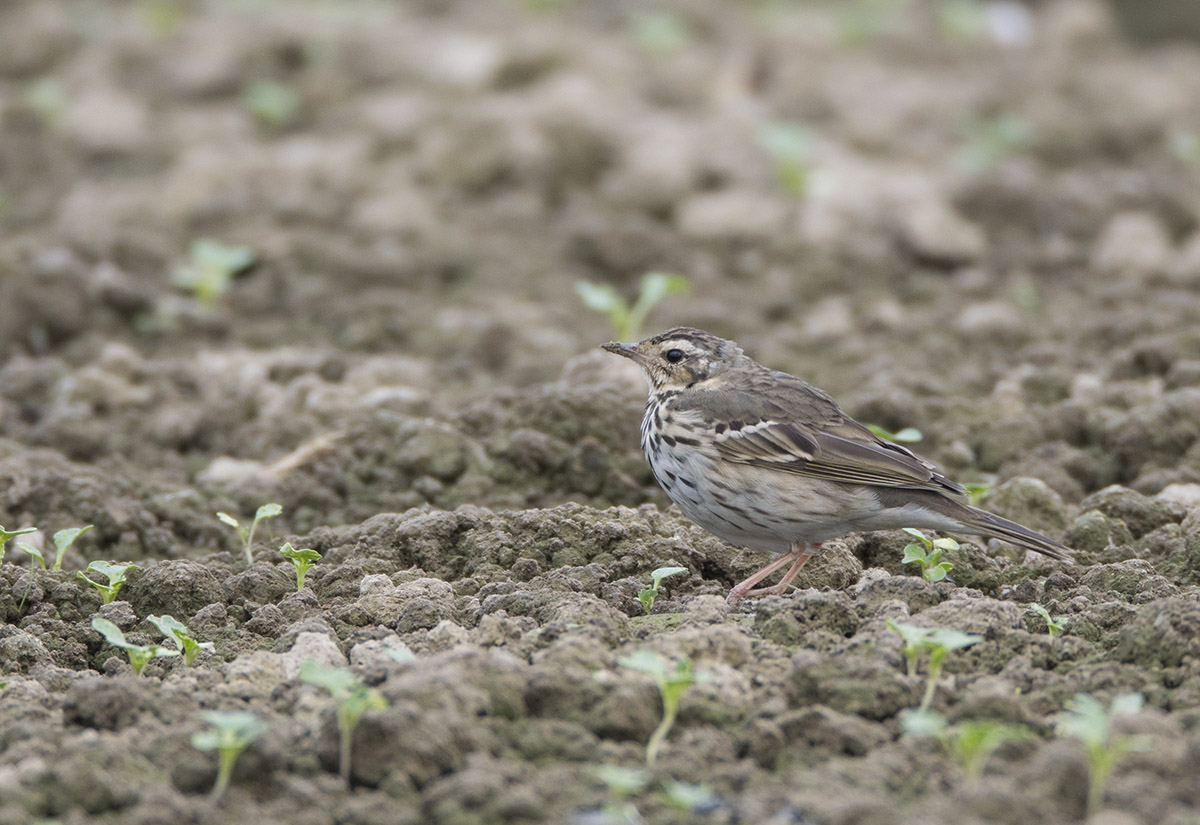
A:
1029;603;1067;637
866;425;923;443
949;719;1033;782
592;764;647;824
23;77;68;126
901;710;1032;782
962;481;990;506
660;778;715;813
1057;693;1152;816
279;542;321;591
757;122;812;199
299;660;388;786
955;113;1035;173
630;11;689;56
576;272;690;342
0;526;37;562
617;650;708;765
147;614;215;666
886;620;983;713
51;525;92;570
174;239;256;307
77;561;138;604
637;566;687;615
217;503;282;565
91;616;180;676
244;80;301;131
1169;130;1200;165
191;710;268;804
17;542;45;570
901;528;957;583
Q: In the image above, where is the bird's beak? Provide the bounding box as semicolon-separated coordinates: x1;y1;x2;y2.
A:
602;341;646;364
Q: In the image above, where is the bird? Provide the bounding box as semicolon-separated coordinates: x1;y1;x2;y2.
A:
602;327;1070;605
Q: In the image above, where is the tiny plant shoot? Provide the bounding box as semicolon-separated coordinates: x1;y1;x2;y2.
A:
173;239;256;307
147;615;215;666
592;764;647;824
1056;693;1152;816
962;481;990;507
757;122;812;199
886;620;983;713
637;566;687;615
91;616;180;676
299;660;387;786
191;710;268;804
1029;603;1067;637
52;525;92;569
901;528;957;583
218;503;282;565
617;650;707;765
0;526;37;562
279;542;321;591
78;561;138;604
900;710;1031;782
576;272;690;342
659;779;716;814
865;424;922;443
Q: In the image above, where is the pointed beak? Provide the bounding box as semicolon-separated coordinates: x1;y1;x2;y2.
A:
602;341;646;364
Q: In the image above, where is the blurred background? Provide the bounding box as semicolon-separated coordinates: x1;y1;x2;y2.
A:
2;0;1200;539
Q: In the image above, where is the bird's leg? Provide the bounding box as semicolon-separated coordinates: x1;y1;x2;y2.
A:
726;542;819;605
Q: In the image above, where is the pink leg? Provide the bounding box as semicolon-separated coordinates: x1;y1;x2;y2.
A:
726;542;819;605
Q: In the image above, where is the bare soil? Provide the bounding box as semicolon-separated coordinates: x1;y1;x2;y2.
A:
1;2;1200;824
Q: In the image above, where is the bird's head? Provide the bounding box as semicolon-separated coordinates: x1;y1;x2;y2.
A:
602;327;743;391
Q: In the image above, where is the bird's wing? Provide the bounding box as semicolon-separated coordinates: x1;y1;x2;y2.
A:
680;381;965;495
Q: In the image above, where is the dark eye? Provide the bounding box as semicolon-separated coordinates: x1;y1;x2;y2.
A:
665;349;684;363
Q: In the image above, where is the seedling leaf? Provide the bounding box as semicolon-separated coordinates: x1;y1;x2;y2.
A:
52;525;92;569
0;526;37;561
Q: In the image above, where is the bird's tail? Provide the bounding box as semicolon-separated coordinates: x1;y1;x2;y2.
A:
959;506;1071;561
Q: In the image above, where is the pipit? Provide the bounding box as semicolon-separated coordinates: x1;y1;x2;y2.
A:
603;327;1070;605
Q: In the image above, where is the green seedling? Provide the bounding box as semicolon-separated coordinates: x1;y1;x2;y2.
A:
900;710;1031;782
147;614;214;666
660;778;715;813
955;113;1034;173
637;566;687;615
244;80;300;130
217;503;282;565
886;620;982;713
617;650;708;765
51;525;92;569
865;425;922;443
949;718;1033;782
279;542;321;591
174;239;256;307
299;660;387;786
1029;603;1067;637
936;0;986;42
91;616;180;676
24;77;67;126
833;0;907;46
576;272;690;342
901;528;957;583
758;122;812;199
17;542;45;570
1169;130;1200;165
191;710;268;804
592;764;647;824
962;481;990;507
630;11;689;56
1057;693;1152;816
0;526;37;562
78;561;137;604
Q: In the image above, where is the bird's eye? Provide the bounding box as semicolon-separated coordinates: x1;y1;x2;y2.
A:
665;349;684;363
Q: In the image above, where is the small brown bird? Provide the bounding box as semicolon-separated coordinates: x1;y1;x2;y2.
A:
603;327;1070;605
